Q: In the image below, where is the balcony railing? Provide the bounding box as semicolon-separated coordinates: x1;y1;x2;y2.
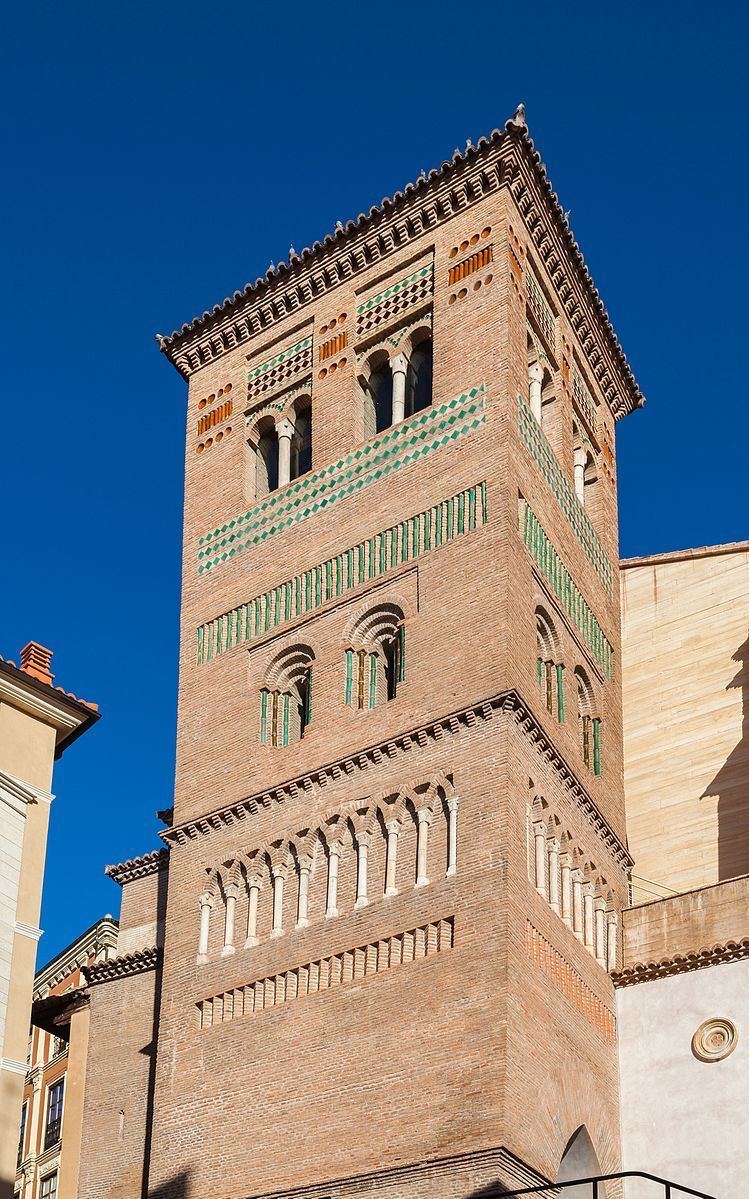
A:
44;1119;62;1151
500;1170;714;1199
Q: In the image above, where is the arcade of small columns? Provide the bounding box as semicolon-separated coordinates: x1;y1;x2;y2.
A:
527;801;618;971
197;776;458;961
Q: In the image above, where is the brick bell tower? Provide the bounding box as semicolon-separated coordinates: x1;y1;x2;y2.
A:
147;106;642;1199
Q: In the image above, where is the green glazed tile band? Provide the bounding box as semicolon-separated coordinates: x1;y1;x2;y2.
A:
517;394;613;594
520;498;613;679
196;481;487;665
197;386;486;574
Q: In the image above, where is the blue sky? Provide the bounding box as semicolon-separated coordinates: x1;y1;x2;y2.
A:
1;0;746;963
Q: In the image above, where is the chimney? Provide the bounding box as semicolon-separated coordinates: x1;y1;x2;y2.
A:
20;642;55;687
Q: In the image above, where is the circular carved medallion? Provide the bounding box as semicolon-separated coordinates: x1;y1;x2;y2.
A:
691;1018;739;1062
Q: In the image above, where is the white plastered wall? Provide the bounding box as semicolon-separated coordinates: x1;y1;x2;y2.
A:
617;958;748;1199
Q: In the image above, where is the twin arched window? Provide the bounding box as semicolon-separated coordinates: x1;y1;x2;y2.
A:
363;338;433;440
260;646;314;749
345;605;406;711
536;609;564;722
575;666;602;775
252;400;312;501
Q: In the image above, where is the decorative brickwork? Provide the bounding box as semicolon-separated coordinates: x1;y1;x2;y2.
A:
519;498;613;678
197;398;233;437
572;365;597;438
448;244;493;287
356;262;433;339
247;335;313;401
197;386;486;573
319;331;347;361
197;916;454;1029
517;394;613;593
525;921;615;1042
526;270;555;348
197;482;487;662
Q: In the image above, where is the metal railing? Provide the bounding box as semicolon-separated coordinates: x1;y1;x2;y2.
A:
500;1171;715;1199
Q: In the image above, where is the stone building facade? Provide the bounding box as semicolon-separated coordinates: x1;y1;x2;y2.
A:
0;645;99;1199
16;918;118;1199
75;107;644;1199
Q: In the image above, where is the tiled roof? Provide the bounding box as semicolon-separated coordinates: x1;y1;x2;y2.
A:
612;938;749;986
156;108;644;414
0;651;99;714
84;946;161;986
105;848;169;886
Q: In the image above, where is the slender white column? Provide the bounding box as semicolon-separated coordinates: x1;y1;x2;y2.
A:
583;883;596;950
391;353;408;424
533;822;547;898
385;821;400;896
574;446;587;505
560;853;573;926
197;894;213;959
221;887;238;956
547;838;560;914
446;795;459;877
245;880;260;946
415;808;432;887
528;361;544;423
270;866;286;937
296;859;311;928
594;898;607;964
572;869;584;939
606;911;618;971
325;844;341;918
354;833;370;909
276;418;294;487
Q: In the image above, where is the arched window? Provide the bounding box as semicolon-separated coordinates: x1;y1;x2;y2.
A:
260;646;314;748
405;338;433;418
290;403;312;481
345;605;406;710
575;667;601;775
536;609;564;722
255;424;279;499
364;364;393;438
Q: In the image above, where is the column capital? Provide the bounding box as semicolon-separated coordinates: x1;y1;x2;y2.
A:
327;841;343;859
606;910;618;925
271;864;288;881
416;806;434;826
354;831;372;849
547;837;561;854
446;795;459;813
276;418;294;440
385;819;401;836
390;351;408;375
224;885;239;901
199;893;215;909
528;360;544;385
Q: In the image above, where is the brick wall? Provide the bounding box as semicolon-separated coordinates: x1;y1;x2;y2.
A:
621;874;749;965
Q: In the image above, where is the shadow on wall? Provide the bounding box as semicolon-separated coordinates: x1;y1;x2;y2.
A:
147;1171;190;1199
142;865;168;1198
462;1127;606;1199
702;630;749;882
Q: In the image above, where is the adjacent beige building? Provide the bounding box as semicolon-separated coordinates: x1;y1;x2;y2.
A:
621;542;749;899
16;917;118;1199
0;644;98;1199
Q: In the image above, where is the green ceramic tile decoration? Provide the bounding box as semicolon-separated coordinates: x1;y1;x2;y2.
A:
198;386;486;574
517;396;613;594
520;498;613;679
196;481;487;665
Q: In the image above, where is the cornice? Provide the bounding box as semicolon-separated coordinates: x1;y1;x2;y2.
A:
162;688;632;869
0;668;97;750
33;916;119;997
84;946;161;986
0;767;53;817
612;937;749;987
105;848;169;886
156;114;642;419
